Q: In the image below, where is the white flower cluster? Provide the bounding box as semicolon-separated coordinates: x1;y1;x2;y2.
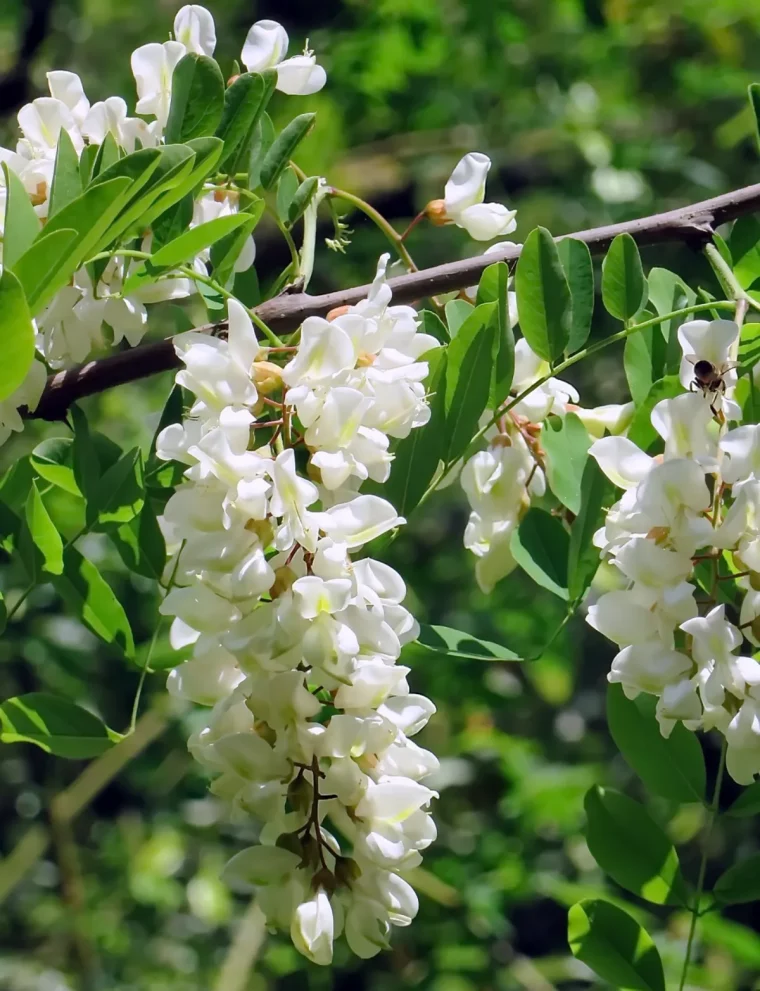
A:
460;338;583;593
157;256;439;963
0;4;325;438
587;318;760;784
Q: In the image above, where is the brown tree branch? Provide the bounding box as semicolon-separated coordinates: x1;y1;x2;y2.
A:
31;181;760;421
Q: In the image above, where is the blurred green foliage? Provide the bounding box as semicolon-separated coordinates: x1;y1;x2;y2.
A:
1;0;760;989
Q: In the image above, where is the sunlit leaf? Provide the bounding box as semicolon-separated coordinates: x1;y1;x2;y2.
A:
568;899;665;991
602;234;647;321
0;693;116;758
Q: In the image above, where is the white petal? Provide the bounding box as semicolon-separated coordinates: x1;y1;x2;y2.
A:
241;19;289;72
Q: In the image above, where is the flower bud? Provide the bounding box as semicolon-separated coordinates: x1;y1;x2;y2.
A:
291;888;334;965
252;360;284;395
307;460;322;484
424;198;449;226
227;73;241;86
326;305;350;322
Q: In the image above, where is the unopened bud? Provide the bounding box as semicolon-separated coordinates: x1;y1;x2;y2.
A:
307;460;322;484
252;360;284;395
287;774;313;816
326;305;350;322
424;198;449;226
750;571;760;592
227;73;241;86
270;565;297;598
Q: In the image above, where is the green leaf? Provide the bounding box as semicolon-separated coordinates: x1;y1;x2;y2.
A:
749;83;760;155
602;233;647;321
11;228;78;307
0;268;35;402
477;261;515;408
557;238;594;354
123;213;256;295
164;53;225;144
248;112;276;189
0;458;35;510
119;145;195;231
714;853;760;905
729;216;760;290
443;302;499;463
385;349;446;516
23;481;63;576
403;624;520;662
26;176;133;311
276;166;299;223
626;375;682;451
2;163;41;269
444;299;474;338
288;176;320;227
512;508;569;599
568;899;665;991
607;683;706;803
515;226;571;363
585;786;689;905
259;113;316;191
567;457;614;603
726;780;760;817
87;448;144;528
48;128;82;217
79;143;99;186
210;198;264;287
624;325;657;404
420;309;449;344
216;70;277;173
51;546;134;657
541;413;591;514
108;501;166;581
0;693;116;758
30;438;81;497
0;593;6;635
151;194;194;250
647;267;696;338
90;131;120;179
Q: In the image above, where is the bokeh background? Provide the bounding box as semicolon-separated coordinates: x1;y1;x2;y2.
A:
2;1;760;989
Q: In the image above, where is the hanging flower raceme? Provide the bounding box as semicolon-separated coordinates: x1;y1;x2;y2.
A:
459;328;579;593
586;318;760;785
157;258;438;964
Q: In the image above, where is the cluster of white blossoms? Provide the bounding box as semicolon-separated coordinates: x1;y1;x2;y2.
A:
0;4;326;434
586;318;760;785
157;255;439;963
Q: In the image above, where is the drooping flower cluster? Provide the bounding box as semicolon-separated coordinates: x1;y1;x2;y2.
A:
157;256;439;963
460;338;582;593
0;4;326;436
587;318;760;784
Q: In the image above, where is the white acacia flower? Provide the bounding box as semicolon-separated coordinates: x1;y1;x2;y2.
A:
677;319;739;391
173;4;216;56
443;153;517;240
291;889;334;965
241;20;327;96
131;40;186;129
